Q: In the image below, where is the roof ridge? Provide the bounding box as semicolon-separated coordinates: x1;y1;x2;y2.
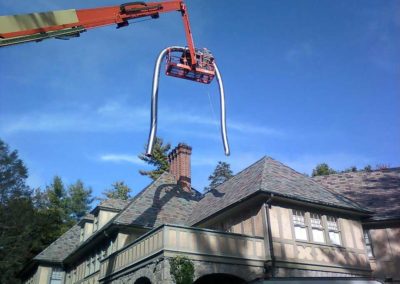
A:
312;167;400;179
202;156;268;193
113;172;178;225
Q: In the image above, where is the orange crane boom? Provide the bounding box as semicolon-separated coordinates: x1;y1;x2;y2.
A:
0;1;197;65
0;1;230;156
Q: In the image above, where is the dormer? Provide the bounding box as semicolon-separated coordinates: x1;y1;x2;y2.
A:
77;214;94;242
91;199;129;233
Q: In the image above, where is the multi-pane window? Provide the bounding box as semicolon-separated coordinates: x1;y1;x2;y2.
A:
292;211;342;245
364;230;374;258
292;210;308;241
50;268;63;284
310;213;325;243
327;216;341;245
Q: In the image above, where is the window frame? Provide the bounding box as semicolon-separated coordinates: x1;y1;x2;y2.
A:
326;216;342;246
291;209;343;246
363;229;375;258
50;267;63;284
292;210;309;241
309;213;325;243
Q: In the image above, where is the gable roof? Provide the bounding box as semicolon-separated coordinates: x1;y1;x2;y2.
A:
113;172;201;228
34;224;81;263
313;168;400;220
187;156;367;225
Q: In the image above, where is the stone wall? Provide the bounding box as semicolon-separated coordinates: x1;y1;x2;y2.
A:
107;257;264;284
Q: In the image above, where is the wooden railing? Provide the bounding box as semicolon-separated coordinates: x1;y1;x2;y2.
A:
99;224;266;280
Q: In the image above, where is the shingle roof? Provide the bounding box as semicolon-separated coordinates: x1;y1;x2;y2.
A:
34;224;81;263
113;172;201;228
313;168;400;220
34;200;128;263
187;156;366;225
97;198;129;211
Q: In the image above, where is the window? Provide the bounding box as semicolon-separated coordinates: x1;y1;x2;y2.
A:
310;213;325;243
94;215;99;232
80;226;85;242
292;210;308;241
292;210;343;245
364;230;374;258
85;259;90;277
327;216;341;245
50;268;63;284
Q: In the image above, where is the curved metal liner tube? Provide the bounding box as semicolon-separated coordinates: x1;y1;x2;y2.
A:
213;61;230;156
146;46;230;156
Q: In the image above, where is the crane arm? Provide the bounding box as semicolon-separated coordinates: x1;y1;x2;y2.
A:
0;1;196;64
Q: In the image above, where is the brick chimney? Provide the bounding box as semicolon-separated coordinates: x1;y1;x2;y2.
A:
168;143;192;192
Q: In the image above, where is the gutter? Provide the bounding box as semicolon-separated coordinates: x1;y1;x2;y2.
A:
263;194;275;278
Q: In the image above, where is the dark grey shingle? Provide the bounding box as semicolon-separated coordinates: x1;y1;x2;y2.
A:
97;198;129;211
113;172;201;228
313;168;400;220
34;224;81;262
187;157;366;225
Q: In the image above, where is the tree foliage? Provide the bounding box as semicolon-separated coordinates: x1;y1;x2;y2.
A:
0;139;35;283
68;180;94;221
311;163;337;177
0;139;29;203
0;139;94;283
205;161;233;191
312;163;386;176
138;137;171;180
169;255;195;284
102;181;131;200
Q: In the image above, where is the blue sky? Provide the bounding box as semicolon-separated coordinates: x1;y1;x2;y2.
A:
1;0;399;198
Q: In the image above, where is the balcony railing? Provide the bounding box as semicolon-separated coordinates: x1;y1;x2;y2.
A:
99;224;266;280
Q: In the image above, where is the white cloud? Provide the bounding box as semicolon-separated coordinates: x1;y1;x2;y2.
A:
0;103;149;133
0;102;283;138
99;154;144;165
285;42;314;62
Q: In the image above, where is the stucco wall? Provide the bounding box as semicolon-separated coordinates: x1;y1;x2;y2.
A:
98;210;118;229
368;227;400;281
208;204;264;237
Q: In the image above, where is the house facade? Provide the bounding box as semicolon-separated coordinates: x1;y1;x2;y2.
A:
20;144;399;284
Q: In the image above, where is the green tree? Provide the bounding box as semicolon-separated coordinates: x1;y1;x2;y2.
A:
138;137;171;180
0;139;34;283
68;180;93;221
46;176;73;233
311;163;337;177
363;165;372;172
0;139;30;203
205;161;233;191
0;139;94;283
103;181;131;200
169;255;195;284
341;166;358;173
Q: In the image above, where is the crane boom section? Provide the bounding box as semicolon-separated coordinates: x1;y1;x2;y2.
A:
0;0;196;62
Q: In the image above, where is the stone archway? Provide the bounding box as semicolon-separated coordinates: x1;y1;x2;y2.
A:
194;273;247;284
134;276;151;284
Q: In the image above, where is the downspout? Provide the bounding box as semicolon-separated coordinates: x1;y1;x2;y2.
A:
263;194;275;278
